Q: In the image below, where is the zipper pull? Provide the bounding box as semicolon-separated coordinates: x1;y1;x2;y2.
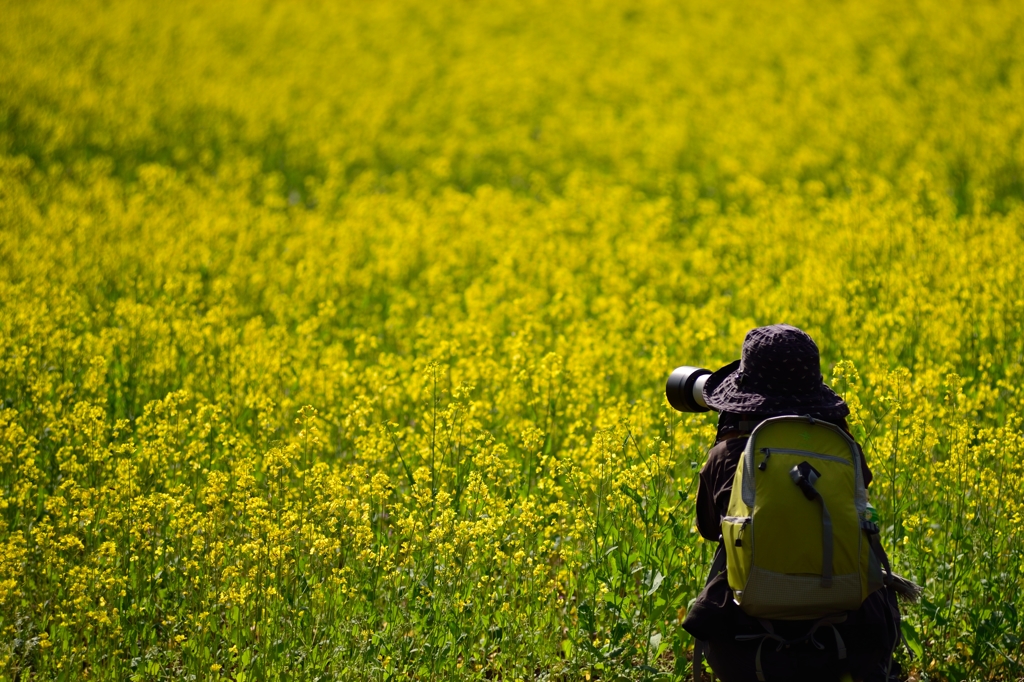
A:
758;448;771;471
735;519;750;547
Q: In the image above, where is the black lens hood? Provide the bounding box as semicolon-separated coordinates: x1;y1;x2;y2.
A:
666;366;712;413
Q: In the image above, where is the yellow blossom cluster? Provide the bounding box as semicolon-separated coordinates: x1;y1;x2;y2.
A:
1;0;1023;679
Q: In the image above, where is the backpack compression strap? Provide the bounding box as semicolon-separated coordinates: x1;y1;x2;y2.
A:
862;519;894;586
789;461;833;588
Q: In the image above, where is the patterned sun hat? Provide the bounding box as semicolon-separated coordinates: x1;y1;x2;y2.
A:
701;324;849;418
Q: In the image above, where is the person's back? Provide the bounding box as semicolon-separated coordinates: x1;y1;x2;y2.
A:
678;325;903;682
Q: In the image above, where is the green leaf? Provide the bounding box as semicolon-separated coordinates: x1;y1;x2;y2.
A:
901;620;923;659
645;570;664;596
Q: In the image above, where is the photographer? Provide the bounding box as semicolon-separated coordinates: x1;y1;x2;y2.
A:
675;325;903;682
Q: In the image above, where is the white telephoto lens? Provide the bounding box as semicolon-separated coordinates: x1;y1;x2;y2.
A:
693;373;710;409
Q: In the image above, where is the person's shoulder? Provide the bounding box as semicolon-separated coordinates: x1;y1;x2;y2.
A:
706;435;748;465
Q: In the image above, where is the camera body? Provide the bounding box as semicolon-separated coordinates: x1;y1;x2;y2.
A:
665;366;713;412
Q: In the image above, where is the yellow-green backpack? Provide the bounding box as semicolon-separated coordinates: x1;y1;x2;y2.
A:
722;415;887;620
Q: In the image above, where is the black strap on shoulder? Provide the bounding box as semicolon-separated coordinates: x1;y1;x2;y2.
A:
737;419;760;433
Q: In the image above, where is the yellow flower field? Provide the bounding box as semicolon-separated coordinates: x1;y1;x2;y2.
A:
1;0;1022;679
